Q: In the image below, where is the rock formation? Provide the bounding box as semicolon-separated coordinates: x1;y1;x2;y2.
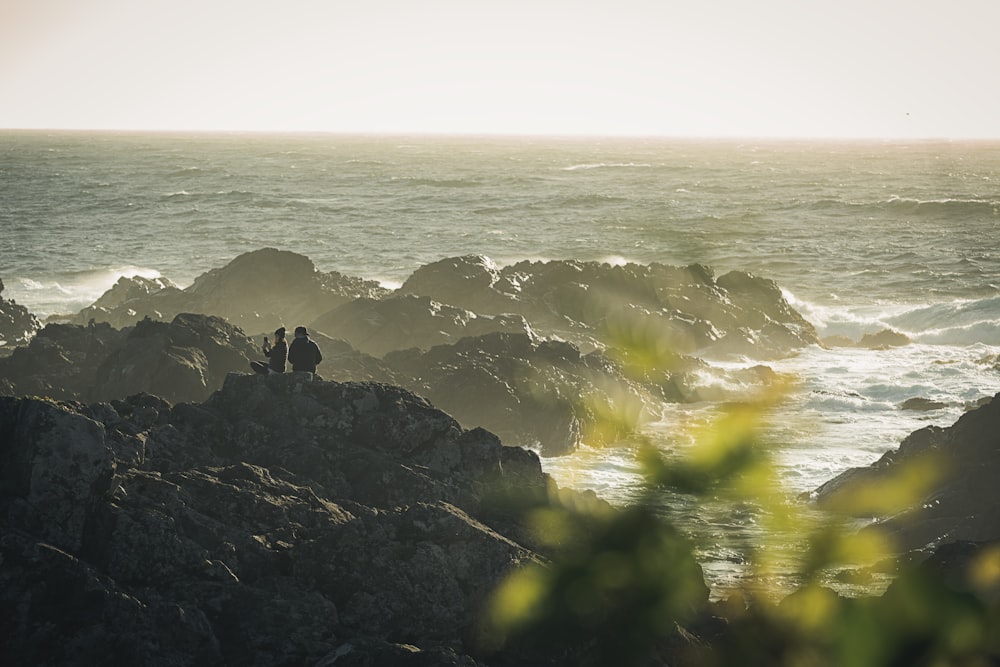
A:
813;393;1000;552
0;319;126;400
386;332;651;457
70;252;818;362
0;277;40;346
399;255;819;359
310;294;534;357
6;250;813;455
66;248;390;332
70;274;183;326
0;314;257;404
822;328;912;350
0;373;694;665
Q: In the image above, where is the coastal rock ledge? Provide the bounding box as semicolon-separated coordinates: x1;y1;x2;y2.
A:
1;372;694;666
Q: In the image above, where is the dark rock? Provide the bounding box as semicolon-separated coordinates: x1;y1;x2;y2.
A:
303;334;399;384
0;320;126;401
400;256;818;359
68;248;389;332
310;294;534;357
384;332;650;457
813;392;1000;552
94;313;259;404
901;397;948;412
821;329;912;350
0;277;41;346
2;374;626;664
71;274;182;327
858;329;911;349
820;334;857;348
0;314;258;405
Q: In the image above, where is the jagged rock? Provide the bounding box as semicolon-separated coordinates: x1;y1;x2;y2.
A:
1;374;632;665
385;332;650;457
310;294;534;357
301;335;399;384
68;248;390;332
0;277;41;346
0;320;126;401
0;314;257;404
399;256;818;359
813;393;1000;551
71;274;183;328
94;313;258;404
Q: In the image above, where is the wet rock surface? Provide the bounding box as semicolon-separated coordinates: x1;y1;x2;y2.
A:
814;393;1000;552
0;277;41;346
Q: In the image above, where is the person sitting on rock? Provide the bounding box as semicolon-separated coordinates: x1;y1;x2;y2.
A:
287;325;322;374
250;326;287;374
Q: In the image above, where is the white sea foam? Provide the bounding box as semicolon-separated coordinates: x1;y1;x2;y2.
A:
599;255;631;267
7;266;163;317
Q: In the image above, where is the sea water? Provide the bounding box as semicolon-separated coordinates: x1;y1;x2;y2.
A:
2;131;999;593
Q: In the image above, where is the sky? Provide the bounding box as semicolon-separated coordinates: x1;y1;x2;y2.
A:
1;0;998;139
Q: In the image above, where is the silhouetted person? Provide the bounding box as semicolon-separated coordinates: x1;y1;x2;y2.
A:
250;326;287;374
287;325;322;373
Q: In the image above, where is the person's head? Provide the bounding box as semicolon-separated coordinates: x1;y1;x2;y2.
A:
273;327;286;341
294;326;308;338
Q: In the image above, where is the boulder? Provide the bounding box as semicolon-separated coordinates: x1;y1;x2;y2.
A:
900;397;948;412
0;277;41;346
822;329;912;350
858;329;911;349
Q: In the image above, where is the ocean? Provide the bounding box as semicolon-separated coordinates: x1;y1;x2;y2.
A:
2;130;999;594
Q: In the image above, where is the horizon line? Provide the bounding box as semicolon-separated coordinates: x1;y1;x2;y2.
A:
2;125;999;143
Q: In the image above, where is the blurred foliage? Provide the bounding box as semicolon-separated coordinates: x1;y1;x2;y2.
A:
486;362;1000;666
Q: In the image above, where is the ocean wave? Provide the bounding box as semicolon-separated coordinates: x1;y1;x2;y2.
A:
784;288;1000;345
562;162;652;171
910;319;1000;346
7;266;164;317
803;196;1000;219
886;296;1000;332
882;196;1000;217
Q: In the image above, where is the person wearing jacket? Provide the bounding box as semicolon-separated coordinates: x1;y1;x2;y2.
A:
287;326;323;373
250;326;287;374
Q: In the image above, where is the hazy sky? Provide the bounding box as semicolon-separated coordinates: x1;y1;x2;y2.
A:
2;0;997;138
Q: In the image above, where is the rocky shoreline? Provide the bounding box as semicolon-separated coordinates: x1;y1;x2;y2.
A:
2;248;813;456
3;249;1000;664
